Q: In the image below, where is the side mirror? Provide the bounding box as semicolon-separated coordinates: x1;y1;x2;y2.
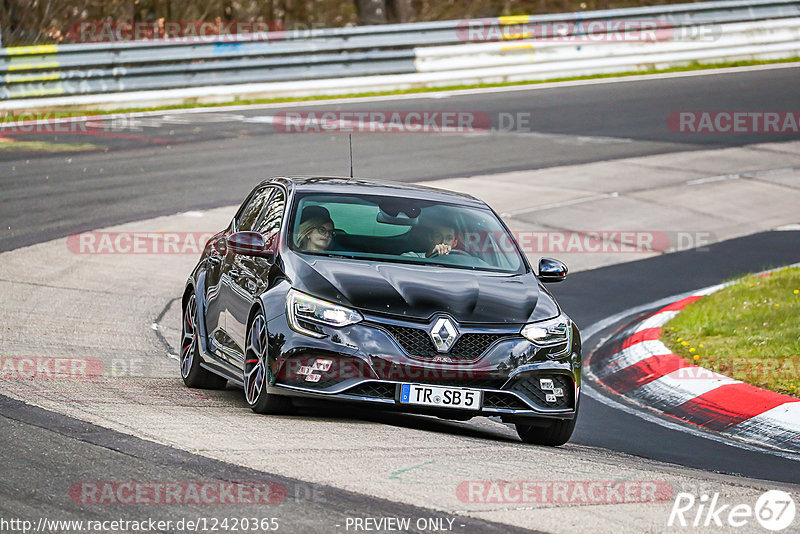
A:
227;231;276;258
538;257;568;283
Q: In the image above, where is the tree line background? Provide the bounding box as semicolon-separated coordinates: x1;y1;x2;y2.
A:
1;0;704;47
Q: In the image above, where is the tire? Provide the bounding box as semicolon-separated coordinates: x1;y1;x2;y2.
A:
515;399;579;446
180;293;227;389
244;311;292;414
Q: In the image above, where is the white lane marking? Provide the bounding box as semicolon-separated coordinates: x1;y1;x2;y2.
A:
501;192;619;217
460;130;634;144
639;369;740;398
726;403;800;447
737;402;800;428
583;382;800;461
687;167;799;185
687;174;741;185
635;310;678;331
597;340;674;379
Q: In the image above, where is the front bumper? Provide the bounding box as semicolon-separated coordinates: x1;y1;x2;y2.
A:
265;311;581;421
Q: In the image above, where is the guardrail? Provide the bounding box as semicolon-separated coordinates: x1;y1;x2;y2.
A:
1;0;799;107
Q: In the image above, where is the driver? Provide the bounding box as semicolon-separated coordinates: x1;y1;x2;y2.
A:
403;222;458;258
295;206;334;252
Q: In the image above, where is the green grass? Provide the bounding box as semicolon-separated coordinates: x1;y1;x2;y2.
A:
17;56;800;116
662;267;800;398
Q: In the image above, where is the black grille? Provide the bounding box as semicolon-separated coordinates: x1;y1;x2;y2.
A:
483;391;529;410
379;323;516;361
345;382;396;400
406;376;507;389
510;374;574;409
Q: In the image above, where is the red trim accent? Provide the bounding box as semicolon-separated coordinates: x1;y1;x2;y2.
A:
621;327;662;350
664;383;800;431
602;353;689;394
658;295;702;312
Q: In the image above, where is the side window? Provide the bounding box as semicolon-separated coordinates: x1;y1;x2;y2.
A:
236;187;272;232
255;189;285;235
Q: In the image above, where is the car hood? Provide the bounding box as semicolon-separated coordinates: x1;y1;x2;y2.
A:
287;253;559;324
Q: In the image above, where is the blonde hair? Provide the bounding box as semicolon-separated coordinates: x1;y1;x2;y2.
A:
296;216;331;248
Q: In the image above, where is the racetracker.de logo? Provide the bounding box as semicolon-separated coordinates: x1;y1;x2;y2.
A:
69;482;287;505
668;111;800;133
457;480;674;504
463;230;713;254
66;20;291;43
455;18;682;42
271;111;492;134
0;356;104;380
67;232;215;255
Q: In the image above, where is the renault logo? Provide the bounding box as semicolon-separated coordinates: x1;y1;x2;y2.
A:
429;317;459;353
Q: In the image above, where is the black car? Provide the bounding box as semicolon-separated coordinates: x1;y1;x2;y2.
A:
181;177;581;446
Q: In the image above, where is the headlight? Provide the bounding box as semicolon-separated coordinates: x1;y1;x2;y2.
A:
287;289;363;338
521;315;570;346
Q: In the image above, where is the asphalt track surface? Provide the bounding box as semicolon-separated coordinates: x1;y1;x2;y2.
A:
0;395;530;534
1;232;798;532
2;67;800;530
2;65;799;252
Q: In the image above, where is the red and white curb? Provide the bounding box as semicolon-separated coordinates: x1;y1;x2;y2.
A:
588;284;800;453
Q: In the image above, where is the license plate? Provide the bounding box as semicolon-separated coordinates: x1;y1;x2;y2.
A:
399;384;482;410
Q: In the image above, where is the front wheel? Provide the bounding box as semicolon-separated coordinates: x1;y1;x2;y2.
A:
515;399;579;446
180;293;227;389
244;311;292;414
515;417;577;446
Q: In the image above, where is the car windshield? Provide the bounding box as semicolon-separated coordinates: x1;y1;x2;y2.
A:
288;192;527;274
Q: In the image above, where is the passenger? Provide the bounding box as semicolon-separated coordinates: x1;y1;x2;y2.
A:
404;222;458;258
296;206;334;251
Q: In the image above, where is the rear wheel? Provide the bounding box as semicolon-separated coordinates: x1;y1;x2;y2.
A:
244;311;292;414
180;293;227;389
515;399;579;446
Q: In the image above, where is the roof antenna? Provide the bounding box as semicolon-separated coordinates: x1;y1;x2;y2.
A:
348;133;354;178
